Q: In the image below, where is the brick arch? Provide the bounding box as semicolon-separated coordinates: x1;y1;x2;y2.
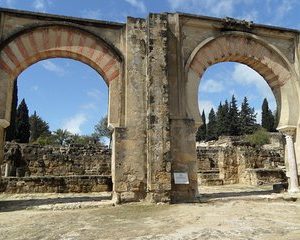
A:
0;25;121;85
185;32;298;126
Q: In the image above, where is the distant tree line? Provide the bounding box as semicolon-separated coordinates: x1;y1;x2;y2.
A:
196;95;277;142
6;81;112;147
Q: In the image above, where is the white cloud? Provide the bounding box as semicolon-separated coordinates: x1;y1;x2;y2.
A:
32;0;47;12
125;0;146;13
266;0;299;24
80;103;97;110
237;10;259;21
40;60;65;76
232;63;274;99
168;0;251;17
198;100;216;120
87;89;106;101
87;89;101;99
200;79;224;93
81;9;102;19
62;113;87;134
232;63;277;111
31;85;39;92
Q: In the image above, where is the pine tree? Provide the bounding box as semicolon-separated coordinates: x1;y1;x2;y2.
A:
240;97;257;134
223;100;230;135
206;108;217;141
228;95;240;136
261;98;275;132
196;110;206;141
6;79;18;141
15;99;30;143
216;101;230;136
29;111;51;142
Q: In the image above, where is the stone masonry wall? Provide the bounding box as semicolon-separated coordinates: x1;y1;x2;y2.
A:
197;135;286;185
1;142;111;177
0;175;112;193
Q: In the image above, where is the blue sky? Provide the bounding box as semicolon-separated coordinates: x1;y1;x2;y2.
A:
0;0;299;134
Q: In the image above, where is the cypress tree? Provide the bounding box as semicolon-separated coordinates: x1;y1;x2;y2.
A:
240;97;257;134
6;79;18;141
29;111;51;142
261;98;275;132
15;99;30;143
196;110;206;141
228;95;240;136
206;108;217;141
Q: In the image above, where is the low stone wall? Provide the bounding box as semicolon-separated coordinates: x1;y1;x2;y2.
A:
197;134;286;186
241;169;287;185
1;142;111;177
0;175;112;193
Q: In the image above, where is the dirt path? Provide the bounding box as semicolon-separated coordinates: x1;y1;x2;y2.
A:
0;199;299;239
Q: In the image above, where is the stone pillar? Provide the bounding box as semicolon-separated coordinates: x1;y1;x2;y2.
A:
112;17;148;203
146;13;172;202
278;126;299;193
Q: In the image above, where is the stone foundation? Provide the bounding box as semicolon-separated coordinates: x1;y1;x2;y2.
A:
0;175;112;193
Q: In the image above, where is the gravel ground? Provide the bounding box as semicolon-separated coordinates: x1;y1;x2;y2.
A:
0;186;299;240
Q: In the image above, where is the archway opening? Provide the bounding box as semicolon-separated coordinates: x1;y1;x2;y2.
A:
0;25;123;201
196;62;286;200
2;58;113;199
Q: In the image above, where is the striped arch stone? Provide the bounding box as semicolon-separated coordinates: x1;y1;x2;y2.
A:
188;35;291;89
0;25;120;84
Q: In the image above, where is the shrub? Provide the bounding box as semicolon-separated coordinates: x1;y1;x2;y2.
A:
245;128;270;147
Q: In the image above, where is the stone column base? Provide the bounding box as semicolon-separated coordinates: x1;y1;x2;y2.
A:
112;191;146;204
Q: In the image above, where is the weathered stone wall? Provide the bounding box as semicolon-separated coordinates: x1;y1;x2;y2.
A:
197;135;286;185
0;175;112;193
1;143;111;177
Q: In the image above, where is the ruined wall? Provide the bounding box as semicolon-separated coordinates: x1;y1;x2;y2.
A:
1;143;111;177
197;135;286;185
0;175;112;193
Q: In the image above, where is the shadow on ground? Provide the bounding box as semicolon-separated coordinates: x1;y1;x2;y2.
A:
0;194;112;212
200;189;274;200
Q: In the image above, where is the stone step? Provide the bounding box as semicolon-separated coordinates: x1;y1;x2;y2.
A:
199;179;224;186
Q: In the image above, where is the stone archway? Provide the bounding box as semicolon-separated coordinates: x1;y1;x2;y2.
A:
0;24;124;196
182;32;299;196
185;32;298;128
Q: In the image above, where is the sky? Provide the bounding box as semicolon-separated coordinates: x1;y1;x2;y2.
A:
0;0;299;134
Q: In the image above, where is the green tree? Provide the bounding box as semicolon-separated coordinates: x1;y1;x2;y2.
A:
68;134;99;145
245;128;270;147
240;97;257;134
228;95;240;136
94;115;112;147
15;99;30;143
216;101;230;136
29;111;51;142
206;108;217;141
6;79;18;141
196;110;206;141
53;129;71;145
261;98;275;132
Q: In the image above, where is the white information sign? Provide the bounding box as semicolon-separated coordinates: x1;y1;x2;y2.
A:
174;172;189;184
